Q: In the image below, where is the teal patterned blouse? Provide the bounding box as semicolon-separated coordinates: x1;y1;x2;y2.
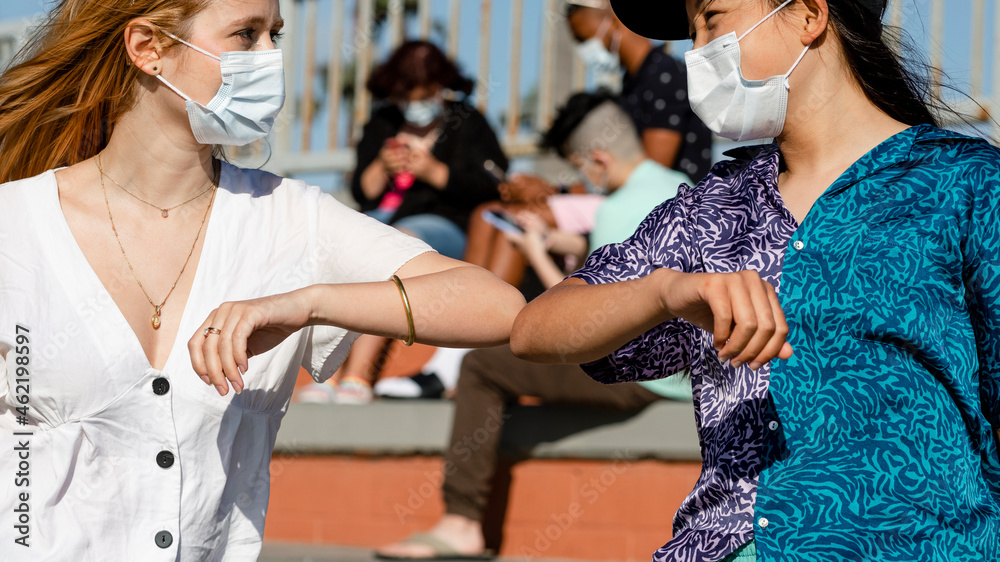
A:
573;124;1000;561
758;125;1000;560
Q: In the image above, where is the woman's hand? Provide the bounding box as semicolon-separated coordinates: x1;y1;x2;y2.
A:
379;139;409;175
513;210;550;238
504;226;548;262
500;174;555;204
188;289;314;396
408;147;449;188
657;268;793;369
504;210;551;259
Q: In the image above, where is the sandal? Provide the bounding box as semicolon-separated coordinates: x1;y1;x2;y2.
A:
334;375;374;405
374;532;496;560
294;381;337;404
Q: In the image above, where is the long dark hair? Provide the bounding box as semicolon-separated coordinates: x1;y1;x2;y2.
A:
366;40;475;100
772;0;938;127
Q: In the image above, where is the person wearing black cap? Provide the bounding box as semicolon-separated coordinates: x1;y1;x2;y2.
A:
566;0;713;181
513;1;1000;561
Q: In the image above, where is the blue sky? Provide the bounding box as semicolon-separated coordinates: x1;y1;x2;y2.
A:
5;0;992;120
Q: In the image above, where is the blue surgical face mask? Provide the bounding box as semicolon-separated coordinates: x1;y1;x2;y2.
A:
400;97;444;127
574;17;621;73
156;32;285;146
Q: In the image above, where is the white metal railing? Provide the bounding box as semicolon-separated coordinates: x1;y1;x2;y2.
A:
1;0;999;179
260;0;590;176
0;17;31;69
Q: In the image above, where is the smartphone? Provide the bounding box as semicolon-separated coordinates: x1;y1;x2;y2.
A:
481;209;523;235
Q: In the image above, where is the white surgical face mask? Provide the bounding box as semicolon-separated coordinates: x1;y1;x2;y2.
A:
157;32;285;146
575;17;621;73
684;0;810;141
401;97;444;127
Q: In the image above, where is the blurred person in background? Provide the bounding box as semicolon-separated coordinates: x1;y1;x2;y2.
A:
465;0;715;294
567;0;713;181
298;40;509;404
351;40;507;258
374;92;692;561
507;92;692;289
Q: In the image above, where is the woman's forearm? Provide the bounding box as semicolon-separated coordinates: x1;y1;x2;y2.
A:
524;247;570;290
188;255;525;395
510;270;672;364
303;264;525;347
546;231;588;258
360;160;390;201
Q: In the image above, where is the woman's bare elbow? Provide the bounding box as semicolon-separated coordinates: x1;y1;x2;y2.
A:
510;277;588;361
509;308;557;362
509;312;533;359
492;286;527;345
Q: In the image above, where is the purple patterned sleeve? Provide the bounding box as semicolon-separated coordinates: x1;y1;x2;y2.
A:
570;191;701;384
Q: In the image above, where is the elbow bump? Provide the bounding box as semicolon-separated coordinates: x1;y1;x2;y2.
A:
508;318;532;359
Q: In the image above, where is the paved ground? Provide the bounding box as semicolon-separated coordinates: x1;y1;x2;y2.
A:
259;541;596;562
258;543;378;561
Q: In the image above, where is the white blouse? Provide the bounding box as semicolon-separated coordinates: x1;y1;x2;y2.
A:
0;164;432;560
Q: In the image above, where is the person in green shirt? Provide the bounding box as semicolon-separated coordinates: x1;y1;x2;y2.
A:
375;92;694;560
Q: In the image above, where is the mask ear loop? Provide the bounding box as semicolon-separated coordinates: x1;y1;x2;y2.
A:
737;0;795;42
782;41;812;87
161;31;222;61
595;16;612;42
156;74;193;102
155;31;224;103
609;26;622;58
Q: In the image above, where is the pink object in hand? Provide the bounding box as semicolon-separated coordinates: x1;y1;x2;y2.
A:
395;171;415;190
377;170;415;213
379;191;404;211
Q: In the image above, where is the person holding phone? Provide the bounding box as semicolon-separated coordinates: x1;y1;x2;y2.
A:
314;40;509;404
566;0;713;181
513;0;1000;560
505;92;693;290
352;40;507;260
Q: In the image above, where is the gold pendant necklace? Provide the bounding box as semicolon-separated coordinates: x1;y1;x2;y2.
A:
97;154;218;329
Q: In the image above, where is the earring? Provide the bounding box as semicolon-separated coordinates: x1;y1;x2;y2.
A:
152;66;158;72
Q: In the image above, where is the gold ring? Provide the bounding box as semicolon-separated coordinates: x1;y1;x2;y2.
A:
203;327;222;336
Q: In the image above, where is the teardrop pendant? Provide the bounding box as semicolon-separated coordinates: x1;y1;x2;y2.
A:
151;305;162;329
161;209;169;218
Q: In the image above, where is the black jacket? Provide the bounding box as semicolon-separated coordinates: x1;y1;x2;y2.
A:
350;101;509;231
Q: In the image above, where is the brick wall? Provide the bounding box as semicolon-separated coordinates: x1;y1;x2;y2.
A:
265;454;701;561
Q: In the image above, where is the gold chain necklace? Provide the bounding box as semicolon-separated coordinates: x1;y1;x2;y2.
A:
102;168;215;218
97;154;218;330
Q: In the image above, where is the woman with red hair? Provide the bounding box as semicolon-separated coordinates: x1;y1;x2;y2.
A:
0;1;523;559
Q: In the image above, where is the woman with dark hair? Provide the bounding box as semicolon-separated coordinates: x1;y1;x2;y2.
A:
309;41;508;403
512;1;1000;561
353;40;507;258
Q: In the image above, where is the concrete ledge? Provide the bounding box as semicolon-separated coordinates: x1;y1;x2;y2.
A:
275;400;700;461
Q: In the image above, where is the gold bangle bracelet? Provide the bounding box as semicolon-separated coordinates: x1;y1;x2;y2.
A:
391;275;416;346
